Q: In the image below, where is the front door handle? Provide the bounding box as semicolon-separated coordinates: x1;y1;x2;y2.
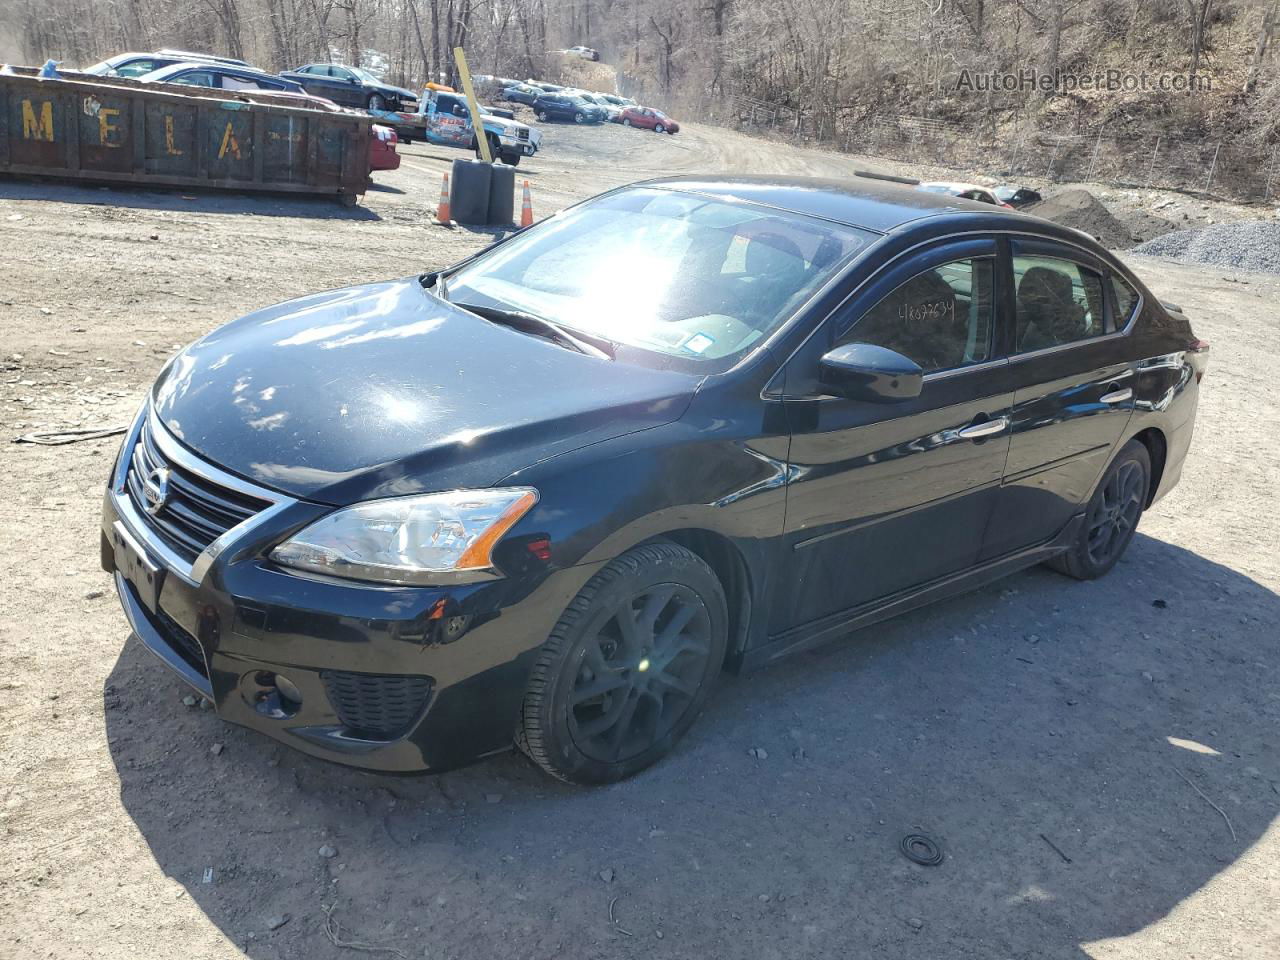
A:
1100;387;1133;404
956;416;1009;440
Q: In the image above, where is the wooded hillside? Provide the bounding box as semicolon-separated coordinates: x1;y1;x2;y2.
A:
5;0;1278;148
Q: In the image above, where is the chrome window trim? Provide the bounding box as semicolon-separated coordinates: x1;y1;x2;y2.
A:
111;404;297;585
766;226;1144;395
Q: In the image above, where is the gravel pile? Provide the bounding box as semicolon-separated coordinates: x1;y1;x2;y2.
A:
1131;219;1280;274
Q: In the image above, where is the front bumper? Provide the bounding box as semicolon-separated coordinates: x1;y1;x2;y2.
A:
102;409;600;773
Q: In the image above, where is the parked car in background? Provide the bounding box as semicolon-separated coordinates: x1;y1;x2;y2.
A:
138;62;303;93
369;124;400;171
80;50;248;78
619;105;679;133
994;185;1044;208
527;80;564;92
573;92;621;121
102;176;1206;784
918;181;1012;208
502;82;541;106
565;45;601;61
534;93;607;124
281;63;418;112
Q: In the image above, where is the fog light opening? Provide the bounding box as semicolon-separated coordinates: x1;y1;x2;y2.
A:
274;673;303;706
245;670;303;720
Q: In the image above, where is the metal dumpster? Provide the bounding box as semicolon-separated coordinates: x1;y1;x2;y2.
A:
0;67;372;203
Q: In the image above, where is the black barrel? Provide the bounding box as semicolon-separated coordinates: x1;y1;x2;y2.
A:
449;158;491;224
487;162;516;226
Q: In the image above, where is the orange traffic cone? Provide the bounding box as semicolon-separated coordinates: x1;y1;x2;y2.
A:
434;172;454;226
519;180;534;228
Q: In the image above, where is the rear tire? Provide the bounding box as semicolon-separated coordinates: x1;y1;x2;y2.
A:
518;542;728;784
537;109;550;122
1048;440;1150;580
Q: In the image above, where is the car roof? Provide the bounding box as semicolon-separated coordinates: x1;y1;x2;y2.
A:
144;62;279;80
640;174;1063;235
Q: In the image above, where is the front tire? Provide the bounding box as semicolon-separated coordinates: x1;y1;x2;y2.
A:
367;93;386;111
655;123;665;134
1048;440;1150;580
519;543;728;784
537;109;550;122
574;111;586;124
622;118;632;126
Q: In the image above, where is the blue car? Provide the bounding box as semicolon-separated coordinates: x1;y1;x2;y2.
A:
533;93;607;124
139;62;303;94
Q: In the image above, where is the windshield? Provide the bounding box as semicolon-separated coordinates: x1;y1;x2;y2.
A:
444;187;872;371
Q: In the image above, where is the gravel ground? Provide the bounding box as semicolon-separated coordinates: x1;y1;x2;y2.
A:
1132;220;1280;274
2;120;1279;960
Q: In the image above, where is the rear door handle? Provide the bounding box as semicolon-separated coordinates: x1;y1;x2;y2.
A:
956;416;1009;440
1100;388;1133;404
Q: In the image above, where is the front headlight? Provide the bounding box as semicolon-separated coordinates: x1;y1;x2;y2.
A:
270;487;537;585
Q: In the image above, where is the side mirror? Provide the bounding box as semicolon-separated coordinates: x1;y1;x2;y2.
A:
818;342;923;403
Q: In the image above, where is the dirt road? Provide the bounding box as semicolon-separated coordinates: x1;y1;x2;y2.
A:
2;119;1278;960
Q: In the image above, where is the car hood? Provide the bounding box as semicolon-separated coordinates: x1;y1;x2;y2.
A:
151;280;699;505
377;82;418;99
483;115;531;134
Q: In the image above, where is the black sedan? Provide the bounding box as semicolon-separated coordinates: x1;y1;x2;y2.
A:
102;176;1207;784
280;63;417;112
994;184;1044;208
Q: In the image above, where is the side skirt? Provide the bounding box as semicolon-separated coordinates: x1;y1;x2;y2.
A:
739;514;1084;673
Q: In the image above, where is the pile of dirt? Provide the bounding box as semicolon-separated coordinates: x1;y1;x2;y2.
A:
1131;219;1280;274
1024;188;1135;249
551;54;620;93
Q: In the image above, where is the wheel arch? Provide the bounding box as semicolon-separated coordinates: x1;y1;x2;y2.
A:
640;528;754;669
1130;426;1168;506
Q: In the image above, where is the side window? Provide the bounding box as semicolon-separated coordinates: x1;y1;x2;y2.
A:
1013;256;1106;352
174;71;215;87
1112;275;1140;328
331;67;353;81
841;258;995;373
221;75;262;91
117;59;158;78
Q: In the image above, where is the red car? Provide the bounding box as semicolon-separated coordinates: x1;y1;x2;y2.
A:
369;124;401;171
620;105;679;134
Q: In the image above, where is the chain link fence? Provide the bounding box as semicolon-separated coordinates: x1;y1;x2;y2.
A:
721;96;1280;203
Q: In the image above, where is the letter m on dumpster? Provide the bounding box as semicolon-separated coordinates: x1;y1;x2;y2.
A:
6;96;63;167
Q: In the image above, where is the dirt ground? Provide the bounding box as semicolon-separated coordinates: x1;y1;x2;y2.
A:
2;119;1278;960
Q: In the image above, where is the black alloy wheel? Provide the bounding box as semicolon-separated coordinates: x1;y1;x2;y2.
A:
1049;440;1151;580
519;542;728;784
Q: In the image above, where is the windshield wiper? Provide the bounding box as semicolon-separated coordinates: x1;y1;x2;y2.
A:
452;301;614;360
